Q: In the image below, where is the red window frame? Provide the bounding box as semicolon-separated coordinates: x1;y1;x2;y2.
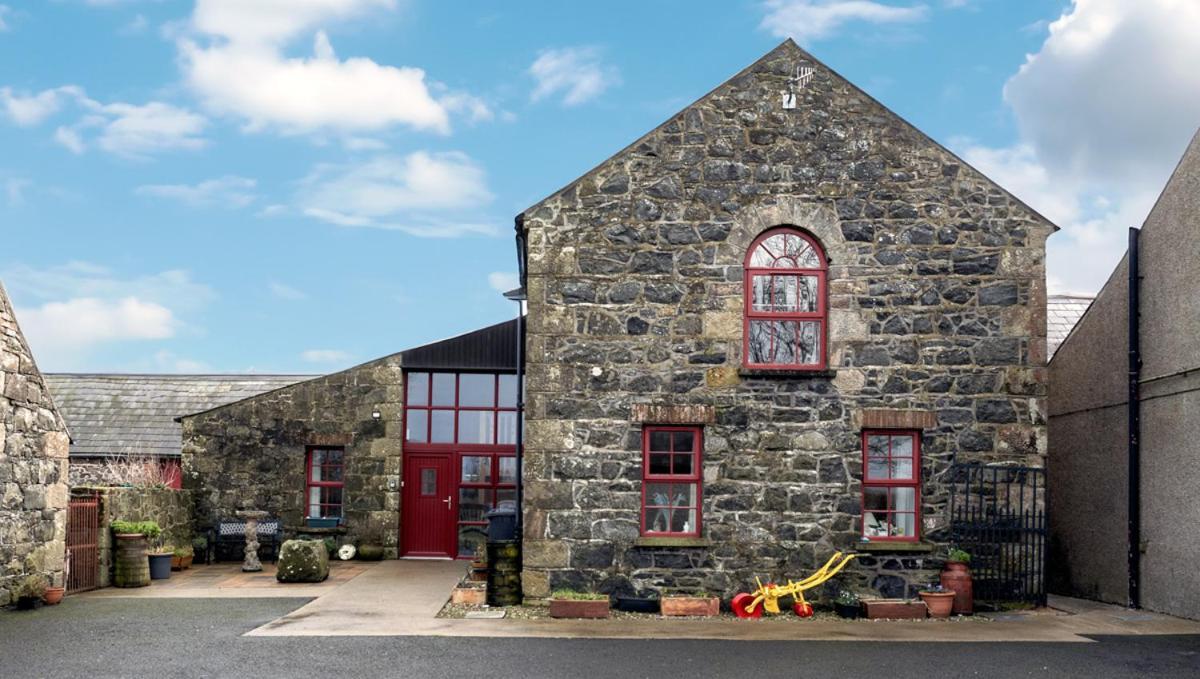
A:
640;426;703;537
403;372;519;447
861;430;921;542
306;447;345;520
743;226;828;370
455;453;517;556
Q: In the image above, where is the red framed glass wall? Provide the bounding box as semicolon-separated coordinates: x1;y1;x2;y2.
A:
404;371;518;557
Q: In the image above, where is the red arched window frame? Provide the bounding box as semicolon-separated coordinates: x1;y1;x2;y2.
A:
743;226;828;370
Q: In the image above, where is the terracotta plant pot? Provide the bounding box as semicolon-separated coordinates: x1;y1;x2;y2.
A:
940;561;974;615
548;598;610;619
42;586;66;605
862;598;927;620
450;586;487;606
661;596;720;617
919;591;956;618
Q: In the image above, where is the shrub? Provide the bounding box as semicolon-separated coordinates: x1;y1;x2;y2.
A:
322;537;337;558
192;535;208;552
111;520;161;539
948;548;971;564
173;545;194;558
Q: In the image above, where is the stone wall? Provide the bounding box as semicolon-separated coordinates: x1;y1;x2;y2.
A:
519;41;1053;601
181;356;403;556
90;486;193;588
0;282;70;605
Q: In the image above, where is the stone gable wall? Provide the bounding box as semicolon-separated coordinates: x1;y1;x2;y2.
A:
520;43;1052;600
0;284;70;605
181;357;403;556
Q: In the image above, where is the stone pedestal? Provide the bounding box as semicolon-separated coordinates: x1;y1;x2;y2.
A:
236;510;268;572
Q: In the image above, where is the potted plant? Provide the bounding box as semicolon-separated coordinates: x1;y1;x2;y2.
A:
940;547;974;615
192;535;209;565
918;585;956;618
548;590;610;619
147;537;174;580
661;591;721;617
469;544;488;581
15;573;48;610
172;545;194;570
833;589;861;619
615;593;661;613
111;520;159;588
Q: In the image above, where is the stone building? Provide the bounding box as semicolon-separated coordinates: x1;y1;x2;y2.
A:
1049;129;1200;620
180;320;518;558
45;373;310;488
0;282;70;605
516;40;1054;600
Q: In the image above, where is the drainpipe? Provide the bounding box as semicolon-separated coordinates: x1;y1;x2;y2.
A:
512;214;528;542
1127;226;1142;609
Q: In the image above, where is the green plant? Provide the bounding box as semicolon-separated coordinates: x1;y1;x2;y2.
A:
550;589;608;601
835;589;860;606
920;584;949;594
111;520;161;539
948;548;971;564
322;537;337;558
192;535;208;552
16;573;49;599
173;545;194;558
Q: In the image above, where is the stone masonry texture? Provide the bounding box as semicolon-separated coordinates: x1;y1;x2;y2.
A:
0;282;70;605
519;41;1054;602
181;356;403;557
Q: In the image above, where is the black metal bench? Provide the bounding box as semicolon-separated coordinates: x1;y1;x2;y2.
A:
207;517;282;563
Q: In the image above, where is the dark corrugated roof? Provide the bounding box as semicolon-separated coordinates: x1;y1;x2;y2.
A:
44;374;314;457
399;318;520;371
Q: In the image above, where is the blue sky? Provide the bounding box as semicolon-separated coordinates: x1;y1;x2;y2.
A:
2;1;1198;373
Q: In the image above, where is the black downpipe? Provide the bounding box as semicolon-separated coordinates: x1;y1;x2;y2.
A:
1127;227;1142;609
513;214;527;544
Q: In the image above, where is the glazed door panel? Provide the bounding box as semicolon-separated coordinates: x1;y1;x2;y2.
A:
401;454;455;557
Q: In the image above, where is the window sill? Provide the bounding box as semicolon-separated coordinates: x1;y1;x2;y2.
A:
634;537;712;548
738;368;836;379
854;540;934;553
286;525;348;535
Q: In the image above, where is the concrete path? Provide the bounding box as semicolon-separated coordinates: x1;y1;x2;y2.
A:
80;561;375;599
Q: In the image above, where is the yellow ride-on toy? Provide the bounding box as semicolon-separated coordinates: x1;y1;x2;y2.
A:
732;551;858;618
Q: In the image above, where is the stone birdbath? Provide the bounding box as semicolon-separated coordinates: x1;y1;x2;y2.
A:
236;510;269;572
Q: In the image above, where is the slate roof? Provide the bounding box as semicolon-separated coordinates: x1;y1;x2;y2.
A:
43;374;314;458
1047;295;1095;358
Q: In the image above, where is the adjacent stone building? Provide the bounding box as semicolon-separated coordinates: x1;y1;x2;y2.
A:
517;40;1054;600
1049;129;1200;620
0;282;70;605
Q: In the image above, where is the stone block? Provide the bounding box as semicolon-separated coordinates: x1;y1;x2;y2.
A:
524;540;569;568
276;539;330;583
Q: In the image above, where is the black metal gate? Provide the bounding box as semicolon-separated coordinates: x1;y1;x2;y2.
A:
949;463;1047;609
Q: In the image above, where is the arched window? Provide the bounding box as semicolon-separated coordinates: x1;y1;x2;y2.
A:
744;227;827;370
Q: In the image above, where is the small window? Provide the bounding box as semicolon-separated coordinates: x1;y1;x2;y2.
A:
743;227;827;370
306;447;345;520
642;426;702;537
862;431;920;542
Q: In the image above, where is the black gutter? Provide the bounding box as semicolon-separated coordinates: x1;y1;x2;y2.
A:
512;214;528;543
1127;226;1142;609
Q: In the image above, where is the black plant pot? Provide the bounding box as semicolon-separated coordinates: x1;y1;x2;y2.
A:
16;596;43;611
834;602;861;619
148;553;173;580
615;596;661;614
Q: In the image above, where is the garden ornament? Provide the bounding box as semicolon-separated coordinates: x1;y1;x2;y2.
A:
732;551;858;618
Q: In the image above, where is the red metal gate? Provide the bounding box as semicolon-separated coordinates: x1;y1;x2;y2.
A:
67;493;100;593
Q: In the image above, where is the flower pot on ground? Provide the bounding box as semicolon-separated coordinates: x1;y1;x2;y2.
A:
615;595;660;614
148;550;173;580
172;545;194;570
14;574;48;610
862;598;927;620
43;586;66;605
110;520;160;588
918;587;956;618
661;594;721;617
833;590;861;619
941;548;974;615
451;583;487;606
548;591;610;619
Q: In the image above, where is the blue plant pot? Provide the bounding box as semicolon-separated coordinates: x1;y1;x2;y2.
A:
306;517;340;529
148;553;173;580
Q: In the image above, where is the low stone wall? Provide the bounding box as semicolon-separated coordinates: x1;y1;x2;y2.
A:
87;486;193;588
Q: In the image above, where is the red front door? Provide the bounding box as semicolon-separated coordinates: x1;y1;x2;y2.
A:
401;453;455;557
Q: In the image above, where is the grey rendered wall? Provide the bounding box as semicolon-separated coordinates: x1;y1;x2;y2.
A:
1047;256;1130;606
1137;131;1200;620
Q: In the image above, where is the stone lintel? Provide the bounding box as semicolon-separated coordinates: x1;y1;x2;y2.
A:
310;432;351;446
633;537;713;548
630;404;715;425
855;540;936;553
860;408;937;430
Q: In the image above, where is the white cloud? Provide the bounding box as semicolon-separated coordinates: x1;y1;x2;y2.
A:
759;0;928;42
299;151;498;237
135;175;257;208
1;85;206;157
149;350;211;374
177;0;484;136
0;5;12;32
301;349;353;364
960;0;1200;295
268;281;307;300
16;296;177;361
0;85;83;125
4;177;30;206
529;47;619;107
487;272;519;293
